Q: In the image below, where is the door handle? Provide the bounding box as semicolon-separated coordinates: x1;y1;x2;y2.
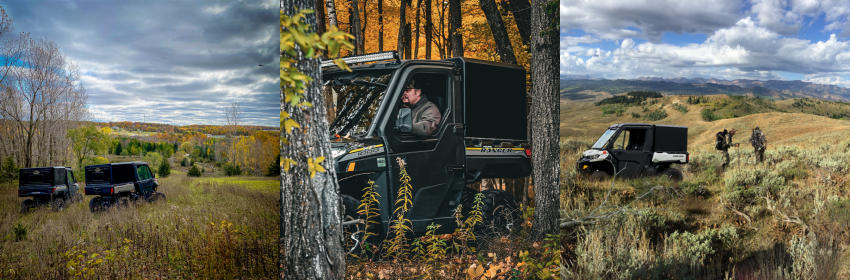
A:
446;165;465;173
453;124;464;136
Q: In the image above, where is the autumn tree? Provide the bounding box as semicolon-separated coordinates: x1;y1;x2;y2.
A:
67;125;109;170
281;3;353;279
449;0;462;57
529;0;559;240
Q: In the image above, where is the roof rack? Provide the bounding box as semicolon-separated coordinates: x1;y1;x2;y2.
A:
320;51;400;68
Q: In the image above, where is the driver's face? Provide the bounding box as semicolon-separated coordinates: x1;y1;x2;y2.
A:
402;88;421;107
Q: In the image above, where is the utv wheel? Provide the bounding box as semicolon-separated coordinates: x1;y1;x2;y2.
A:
51;198;65;212
590;171;610;181
20;199;35;214
117;197;131;208
149;192;166;203
662;168;684;182
461;188;522;239
89;197;105;213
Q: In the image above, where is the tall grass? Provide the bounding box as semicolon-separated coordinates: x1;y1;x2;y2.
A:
560;137;850;279
0;174;278;279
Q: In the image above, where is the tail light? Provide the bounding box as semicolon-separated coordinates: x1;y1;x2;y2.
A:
524;148;531;157
687;154;689;162
110;188;114;195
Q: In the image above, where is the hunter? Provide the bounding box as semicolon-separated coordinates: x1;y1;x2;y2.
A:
719;128;737;170
749;126;767;163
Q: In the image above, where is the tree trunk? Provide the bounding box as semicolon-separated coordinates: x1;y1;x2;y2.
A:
326;0;338;28
504;0;531;46
424;0;432;59
282;1;346;279
378;0;383;51
448;0;462;57
404;22;412;59
316;0;327;35
413;0;423;59
529;0;559;241
362;0;368;53
397;0;407;57
350;0;363;55
479;0;516;64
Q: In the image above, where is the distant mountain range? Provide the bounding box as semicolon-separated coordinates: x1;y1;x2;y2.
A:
559;76;850;102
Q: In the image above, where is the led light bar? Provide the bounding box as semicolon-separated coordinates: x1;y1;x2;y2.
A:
320;51;400;68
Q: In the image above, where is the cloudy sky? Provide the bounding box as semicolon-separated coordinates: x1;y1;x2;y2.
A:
560;0;850;87
1;0;279;126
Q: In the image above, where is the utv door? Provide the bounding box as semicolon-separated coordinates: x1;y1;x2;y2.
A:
66;169;79;198
608;127;652;178
382;67;464;234
135;165;156;198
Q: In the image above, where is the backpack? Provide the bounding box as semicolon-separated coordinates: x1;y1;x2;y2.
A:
715;131;725;150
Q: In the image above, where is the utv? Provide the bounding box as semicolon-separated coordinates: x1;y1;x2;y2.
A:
321;51;531;245
18;167;83;213
84;162;166;212
577;123;689;181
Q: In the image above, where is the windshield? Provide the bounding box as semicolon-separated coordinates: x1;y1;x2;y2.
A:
323;73;392;139
591;129;617;149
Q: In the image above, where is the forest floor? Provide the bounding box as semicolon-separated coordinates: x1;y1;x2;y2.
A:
0;165;279;279
559;97;850;279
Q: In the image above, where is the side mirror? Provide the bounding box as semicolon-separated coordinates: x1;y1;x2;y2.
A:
395;108;412;133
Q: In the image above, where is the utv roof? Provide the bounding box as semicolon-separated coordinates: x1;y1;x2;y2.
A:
608;123;687;129
85;161;148;168
322;55;524;74
20;166;68;170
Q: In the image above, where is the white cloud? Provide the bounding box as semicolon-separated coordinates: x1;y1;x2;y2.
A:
560;0;744;42
560;17;850;80
804;73;850;87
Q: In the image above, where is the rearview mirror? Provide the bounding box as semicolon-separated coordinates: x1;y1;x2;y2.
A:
395;108;412;133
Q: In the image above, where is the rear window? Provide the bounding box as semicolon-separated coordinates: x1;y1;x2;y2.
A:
28;174;44;183
113;164;136;184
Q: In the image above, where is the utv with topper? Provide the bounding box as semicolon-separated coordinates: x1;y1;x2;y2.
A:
321;51;531;245
19;167;83;213
577;123;689;181
85;162;166;212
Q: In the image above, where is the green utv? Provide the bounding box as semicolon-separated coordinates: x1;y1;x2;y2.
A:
321;51;531;247
577;123;689;181
18;167;83;213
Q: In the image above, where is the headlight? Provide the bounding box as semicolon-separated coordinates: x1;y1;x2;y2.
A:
332;148;347;159
586;155;599;159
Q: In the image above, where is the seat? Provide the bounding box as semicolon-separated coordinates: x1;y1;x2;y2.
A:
429;95;445;114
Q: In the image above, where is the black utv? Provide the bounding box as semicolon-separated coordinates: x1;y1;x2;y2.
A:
18;167;83;213
577;123;689;181
322;51;531;245
85;162;165;212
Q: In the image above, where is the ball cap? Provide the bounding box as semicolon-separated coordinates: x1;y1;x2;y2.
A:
404;79;418;90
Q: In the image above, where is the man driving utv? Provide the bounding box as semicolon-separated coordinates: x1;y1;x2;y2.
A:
401;79;441;137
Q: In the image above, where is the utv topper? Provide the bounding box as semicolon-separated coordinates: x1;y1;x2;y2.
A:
322;52;529;247
19;166;83;213
85;162;165;212
577;123;689;181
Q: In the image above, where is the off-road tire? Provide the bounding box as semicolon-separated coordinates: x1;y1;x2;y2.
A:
590;170;610;181
89;197;106;213
461;188;521;239
149;192;166;203
20;199;35;214
662;168;684;182
51;198;65;212
117;197;131;208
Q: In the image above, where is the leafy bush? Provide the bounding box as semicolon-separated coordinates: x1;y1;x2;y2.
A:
13;223;26;242
672;103;688;113
224;163;242;176
180;157;189;167
158;160;171;177
667;226;738;266
143;152;163;173
631;112;641;118
187;165;201;177
595;91;662;106
601;104;626;117
0;156;19;183
265;157;280;177
701;109;719;122
643;109;668;121
724;168;785;206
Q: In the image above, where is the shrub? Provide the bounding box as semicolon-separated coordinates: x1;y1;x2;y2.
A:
601;104;626;117
631;112;641;118
724;168;785;206
0;156;19;183
667;226;738;266
187;165;202;177
180;157;189;167
672;103;688;113
701;109;719;122
265;157;280;177
224;163;242;176
643;109;667;121
158;160;171;177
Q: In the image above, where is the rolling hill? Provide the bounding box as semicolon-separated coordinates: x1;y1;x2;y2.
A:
560;78;850;102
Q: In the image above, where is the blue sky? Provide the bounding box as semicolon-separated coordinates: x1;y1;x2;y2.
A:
560;0;850;87
1;0;279;126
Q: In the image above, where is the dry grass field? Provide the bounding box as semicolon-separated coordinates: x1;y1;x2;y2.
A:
0;166;278;279
560;96;850;279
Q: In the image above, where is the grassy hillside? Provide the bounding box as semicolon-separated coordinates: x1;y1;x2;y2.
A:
560;79;850;101
559;98;850;278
